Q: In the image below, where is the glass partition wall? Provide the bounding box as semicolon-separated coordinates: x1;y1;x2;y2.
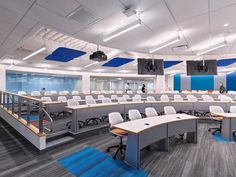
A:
6;71;82;94
90;76;155;92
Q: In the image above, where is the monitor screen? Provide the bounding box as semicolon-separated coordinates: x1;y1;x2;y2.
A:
186;60;217;75
138;58;164;75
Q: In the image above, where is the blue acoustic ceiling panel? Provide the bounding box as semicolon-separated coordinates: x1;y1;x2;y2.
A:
164;61;182;68
217;58;236;67
45;47;86;62
102;57;134;67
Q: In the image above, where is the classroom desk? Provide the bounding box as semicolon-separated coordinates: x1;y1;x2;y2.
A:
114;114;198;169
211;112;236;141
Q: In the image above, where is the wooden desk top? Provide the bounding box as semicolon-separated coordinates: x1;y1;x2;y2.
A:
212;112;236;118
114;114;198;134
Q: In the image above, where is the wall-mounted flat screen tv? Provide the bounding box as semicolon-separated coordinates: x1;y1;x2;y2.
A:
186;60;217;75
138;58;164;75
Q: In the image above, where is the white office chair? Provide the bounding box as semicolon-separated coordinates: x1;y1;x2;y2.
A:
85;95;94;100
116;90;123;94
118;97;127;103
148;91;154;94
71;90;79;95
57;96;67;102
173;91;179;94
230;106;236;113
123;95;130;99
128;109;142;120
219;95;233;102
31;91;41;96
86;98;96;105
174;95;183;101
18;91;26;95
132;95;142;102
209;106;224;135
106;112;127;159
127;90;133;94
228;90;236;94
146;96;155;101
98;95;105;100
102;97;112;104
212;90;220;94
160;95;169;101
145;107;158;117
111;95;118;100
59;91;65;95
187;95;198;102
164;106;176;115
202;95;214;102
72;95;81;101
41;97;52;102
137;90;142;94
109;90;115;94
50;90;57;95
44;91;52;96
66;99;84;129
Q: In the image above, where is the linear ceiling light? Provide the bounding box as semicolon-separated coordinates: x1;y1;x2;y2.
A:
149;36;180;53
83;61;98;68
197;41;227;56
22;47;47;61
103;19;141;42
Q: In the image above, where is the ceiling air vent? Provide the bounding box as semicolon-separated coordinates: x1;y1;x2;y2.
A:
68;6;100;26
172;44;188;52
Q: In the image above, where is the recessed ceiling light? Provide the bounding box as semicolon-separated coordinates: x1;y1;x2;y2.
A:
94;69;105;72
118;70;131;73
224;23;229;27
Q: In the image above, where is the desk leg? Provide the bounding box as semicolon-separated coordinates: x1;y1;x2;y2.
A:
221;118;231;141
70;109;78;134
186;120;198;144
125;133;140;169
156;138;169;151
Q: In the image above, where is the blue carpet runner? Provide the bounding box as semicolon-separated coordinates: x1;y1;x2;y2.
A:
57;146;148;177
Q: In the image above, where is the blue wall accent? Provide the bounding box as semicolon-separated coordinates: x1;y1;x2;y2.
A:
191;75;214;90
6;71;82;93
173;74;181;91
226;72;236;91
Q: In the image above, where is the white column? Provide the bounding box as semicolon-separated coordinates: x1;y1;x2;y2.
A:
0;67;6;91
155;75;165;93
82;74;90;94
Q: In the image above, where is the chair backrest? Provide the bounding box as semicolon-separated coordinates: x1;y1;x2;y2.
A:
116;90;123;94
108;112;124;127
164;106;176;115
228;90;236;94
160;95;169;101
202;95;214;101
137;90;142;94
230;106;236;113
148;91;154;94
132;95;142;102
18;91;26;95
111;95;118;100
219;95;233;102
123;94;130;99
50;90;57;95
118;97;127;103
85;95;93;100
147;96;155;101
128;109;142;120
67;99;79;106
173;91;179;94
186;95;198;102
98;95;105;100
102;97;112;104
174;95;183;101
57;96;67;102
145;107;158;117
209;106;224;114
109;90;115;94
127;90;133;94
44;91;52;96
86;98;96;105
31;91;41;96
72;95;81;101
72;90;79;95
41;97;52;102
59;91;65;95
212;90;220;94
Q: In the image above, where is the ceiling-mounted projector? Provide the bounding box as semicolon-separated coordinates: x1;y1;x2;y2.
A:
89;51;107;62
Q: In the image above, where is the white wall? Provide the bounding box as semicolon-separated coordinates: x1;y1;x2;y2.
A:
0;66;6;91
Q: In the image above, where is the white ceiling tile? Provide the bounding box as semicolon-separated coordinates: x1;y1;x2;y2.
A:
0;0;33;15
210;0;236;11
165;0;208;22
36;0;80;17
0;7;22;25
